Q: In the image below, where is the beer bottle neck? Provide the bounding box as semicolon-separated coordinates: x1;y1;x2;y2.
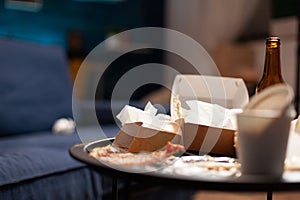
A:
263;43;282;79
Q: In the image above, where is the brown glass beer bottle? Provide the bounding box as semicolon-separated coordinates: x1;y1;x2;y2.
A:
255;36;285;94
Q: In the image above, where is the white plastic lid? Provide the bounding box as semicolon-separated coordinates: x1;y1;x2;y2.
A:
244;84;294;111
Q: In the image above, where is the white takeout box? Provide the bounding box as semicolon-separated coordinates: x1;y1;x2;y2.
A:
171;75;249;156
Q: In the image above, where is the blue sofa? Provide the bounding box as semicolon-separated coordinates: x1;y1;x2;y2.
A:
0;38;115;199
0;38;197;200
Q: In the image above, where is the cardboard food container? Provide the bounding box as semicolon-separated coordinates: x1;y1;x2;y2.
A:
183;123;236;157
113;121;182;152
171;75;249;157
128;123;182;152
113;122;142;150
113;103;182;153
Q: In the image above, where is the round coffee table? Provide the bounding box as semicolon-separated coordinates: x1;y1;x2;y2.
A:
70;137;300;200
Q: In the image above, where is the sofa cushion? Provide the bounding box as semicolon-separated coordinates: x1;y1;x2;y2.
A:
0;130;107;200
0;132;83;186
0;38;72;135
0;167;103;200
0;125;119;187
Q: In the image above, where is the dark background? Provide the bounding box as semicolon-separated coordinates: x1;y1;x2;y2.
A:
0;0;297;102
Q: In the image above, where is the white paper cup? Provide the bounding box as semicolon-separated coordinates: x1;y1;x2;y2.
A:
236;110;292;177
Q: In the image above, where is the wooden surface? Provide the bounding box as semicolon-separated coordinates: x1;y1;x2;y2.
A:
193;191;300;200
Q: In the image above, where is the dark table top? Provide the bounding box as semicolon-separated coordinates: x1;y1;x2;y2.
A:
70;137;300;192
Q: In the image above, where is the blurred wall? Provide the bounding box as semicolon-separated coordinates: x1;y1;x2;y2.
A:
0;0;144;53
165;0;270;54
163;0;271;94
